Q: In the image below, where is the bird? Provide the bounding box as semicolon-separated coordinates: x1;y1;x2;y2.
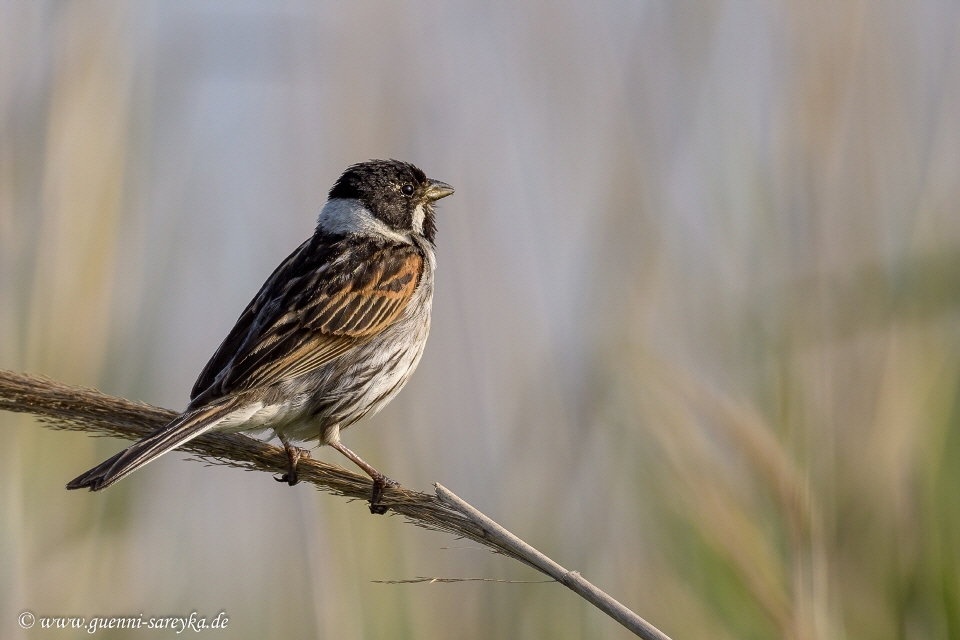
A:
67;159;453;514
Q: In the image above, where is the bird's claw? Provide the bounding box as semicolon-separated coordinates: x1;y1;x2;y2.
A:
369;475;400;515
276;446;311;486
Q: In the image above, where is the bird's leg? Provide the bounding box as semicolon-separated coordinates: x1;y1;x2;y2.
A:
275;434;311;486
329;440;399;515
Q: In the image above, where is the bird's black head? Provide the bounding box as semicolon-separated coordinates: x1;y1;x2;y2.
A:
327;159;453;244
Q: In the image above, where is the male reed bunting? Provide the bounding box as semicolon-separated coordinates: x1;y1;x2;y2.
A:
67;160;453;514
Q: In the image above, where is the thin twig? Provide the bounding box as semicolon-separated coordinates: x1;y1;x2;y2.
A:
435;485;672;640
0;369;672;640
372;577;554;584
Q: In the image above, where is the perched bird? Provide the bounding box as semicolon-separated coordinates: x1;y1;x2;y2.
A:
67;159;453;513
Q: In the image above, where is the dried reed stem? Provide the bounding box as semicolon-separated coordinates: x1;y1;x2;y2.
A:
0;369;670;640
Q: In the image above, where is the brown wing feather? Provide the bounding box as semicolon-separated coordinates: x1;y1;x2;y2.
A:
189;238;423;406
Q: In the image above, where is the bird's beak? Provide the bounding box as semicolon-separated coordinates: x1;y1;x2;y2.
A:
424;179;455;202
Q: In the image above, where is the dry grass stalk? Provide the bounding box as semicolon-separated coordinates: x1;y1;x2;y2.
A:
0;368;671;640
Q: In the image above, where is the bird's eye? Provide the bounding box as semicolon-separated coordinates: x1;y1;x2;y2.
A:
401;184;414;196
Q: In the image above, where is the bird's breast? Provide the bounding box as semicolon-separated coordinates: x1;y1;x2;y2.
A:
273;253;435;443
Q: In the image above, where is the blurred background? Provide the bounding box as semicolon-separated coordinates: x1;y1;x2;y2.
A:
2;2;959;638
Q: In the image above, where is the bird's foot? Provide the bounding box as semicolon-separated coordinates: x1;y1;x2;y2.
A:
369;474;400;515
328;440;399;514
275;444;311;486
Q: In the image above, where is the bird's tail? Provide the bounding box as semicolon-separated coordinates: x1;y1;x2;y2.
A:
66;401;239;491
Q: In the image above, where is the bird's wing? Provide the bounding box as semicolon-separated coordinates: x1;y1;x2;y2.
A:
189;237;423;405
